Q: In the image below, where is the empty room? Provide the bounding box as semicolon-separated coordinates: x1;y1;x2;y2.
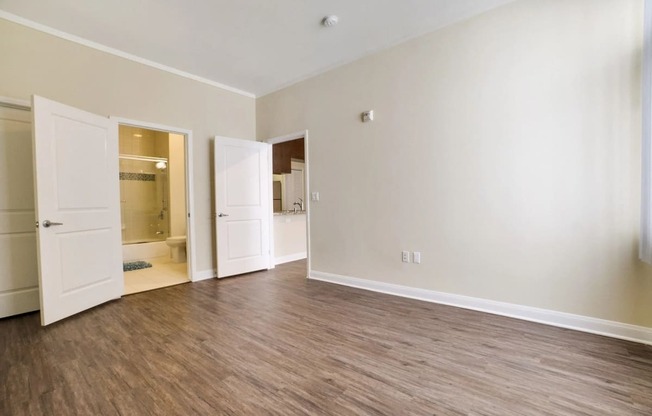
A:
1;0;651;414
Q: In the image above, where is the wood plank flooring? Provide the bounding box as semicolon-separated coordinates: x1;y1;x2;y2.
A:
1;260;651;415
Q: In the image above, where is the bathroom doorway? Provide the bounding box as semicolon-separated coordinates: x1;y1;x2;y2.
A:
117;123;192;294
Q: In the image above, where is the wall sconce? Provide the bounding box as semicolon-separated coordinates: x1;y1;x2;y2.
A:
361;110;374;122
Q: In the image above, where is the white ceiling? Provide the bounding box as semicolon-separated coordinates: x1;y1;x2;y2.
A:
0;0;515;96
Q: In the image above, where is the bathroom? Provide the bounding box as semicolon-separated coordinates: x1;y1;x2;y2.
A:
119;125;188;294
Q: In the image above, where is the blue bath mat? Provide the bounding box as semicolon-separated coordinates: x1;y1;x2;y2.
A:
123;261;152;272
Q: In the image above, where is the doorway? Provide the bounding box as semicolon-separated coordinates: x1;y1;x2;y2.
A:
117;123;192;294
267;131;310;272
1;96;199;325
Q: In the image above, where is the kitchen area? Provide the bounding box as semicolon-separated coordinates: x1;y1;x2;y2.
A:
272;137;307;265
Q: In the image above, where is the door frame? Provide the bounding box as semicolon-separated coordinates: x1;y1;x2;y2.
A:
265;130;311;276
111;117;198;282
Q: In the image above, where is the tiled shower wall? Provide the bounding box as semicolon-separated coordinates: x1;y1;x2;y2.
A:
119;126;170;244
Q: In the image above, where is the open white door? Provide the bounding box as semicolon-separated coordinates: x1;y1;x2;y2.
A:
214;136;270;278
32;96;123;325
0;104;39;318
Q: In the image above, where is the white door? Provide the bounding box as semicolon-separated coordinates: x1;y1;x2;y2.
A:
214;136;270;278
0;104;39;318
32;96;123;325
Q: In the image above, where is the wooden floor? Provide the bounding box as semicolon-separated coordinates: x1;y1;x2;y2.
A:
1;260;651;415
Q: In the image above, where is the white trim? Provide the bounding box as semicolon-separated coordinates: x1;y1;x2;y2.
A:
111;116;199;283
309;270;652;346
274;252;307;266
265;130;311;276
0;96;31;110
112;117;190;136
0;287;40;318
266;131;306;145
641;0;652;263
0;11;255;99
303;131;311;276
267;146;275;269
194;269;217;282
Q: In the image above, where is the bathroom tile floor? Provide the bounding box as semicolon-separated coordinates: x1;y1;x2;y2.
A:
123;256;189;295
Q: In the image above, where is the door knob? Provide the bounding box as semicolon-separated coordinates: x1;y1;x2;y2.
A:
217;213;229;217
42;220;64;228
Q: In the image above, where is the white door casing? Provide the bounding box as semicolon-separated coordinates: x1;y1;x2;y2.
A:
214;136;270;278
0;103;39;318
265;130;310;276
32;96;123;325
110;117;198;282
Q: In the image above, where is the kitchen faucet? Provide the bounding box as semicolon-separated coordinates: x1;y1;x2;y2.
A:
293;198;304;213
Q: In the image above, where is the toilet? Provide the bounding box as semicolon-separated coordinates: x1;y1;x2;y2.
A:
165;236;187;263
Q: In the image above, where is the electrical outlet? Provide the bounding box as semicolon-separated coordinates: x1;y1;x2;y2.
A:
413;251;421;264
402;251;410;263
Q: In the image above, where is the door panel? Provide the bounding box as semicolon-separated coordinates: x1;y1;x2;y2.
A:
227;219;263;259
59;229;114;292
0;105;39;318
215;137;270;278
32;96;123;325
53;117;111;209
226;146;262;206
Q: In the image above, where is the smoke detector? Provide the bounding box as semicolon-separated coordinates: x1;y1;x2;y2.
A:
321;15;339;27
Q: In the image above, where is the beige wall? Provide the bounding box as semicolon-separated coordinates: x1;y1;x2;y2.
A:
0;18;256;274
169;133;187;237
258;0;652;327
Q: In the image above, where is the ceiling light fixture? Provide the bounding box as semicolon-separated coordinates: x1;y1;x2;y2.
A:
321;15;339;27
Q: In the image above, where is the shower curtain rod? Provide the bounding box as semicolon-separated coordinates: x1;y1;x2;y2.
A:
119;154;168;163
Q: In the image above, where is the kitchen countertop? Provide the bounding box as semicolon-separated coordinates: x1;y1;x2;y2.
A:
274;210;306;216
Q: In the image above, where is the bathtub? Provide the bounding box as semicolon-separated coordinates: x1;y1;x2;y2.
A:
122;240;169;261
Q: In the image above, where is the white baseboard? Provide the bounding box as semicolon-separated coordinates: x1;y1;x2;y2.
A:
309;270;652;346
0;287;40;318
275;252;307;265
193;269;216;282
